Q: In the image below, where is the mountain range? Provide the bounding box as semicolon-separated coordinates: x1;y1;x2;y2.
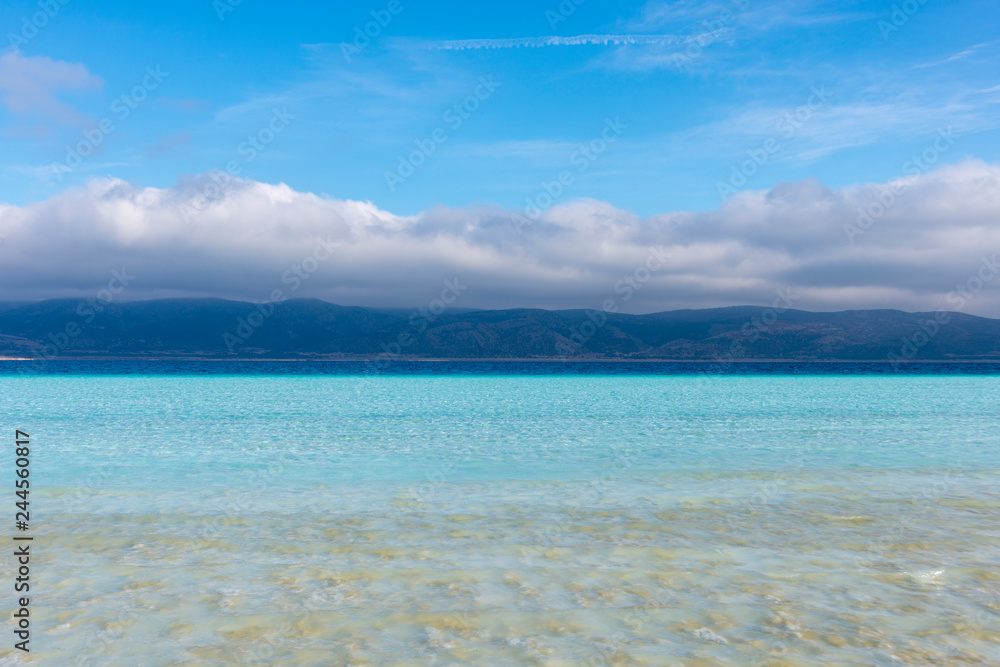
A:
0;298;998;361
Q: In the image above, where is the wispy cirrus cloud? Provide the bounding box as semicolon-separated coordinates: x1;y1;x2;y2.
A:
0;49;102;135
677;96;995;163
622;0;735;31
210;43;488;154
626;0;869;31
916;42;995;68
604;0;871;71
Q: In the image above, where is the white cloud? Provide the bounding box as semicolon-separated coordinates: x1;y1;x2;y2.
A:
1;161;999;316
0;49;102;131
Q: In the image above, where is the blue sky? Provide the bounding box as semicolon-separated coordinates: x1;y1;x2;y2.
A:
1;0;1000;314
3;0;999;215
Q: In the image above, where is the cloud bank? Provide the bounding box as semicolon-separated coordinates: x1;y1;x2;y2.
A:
1;160;999;316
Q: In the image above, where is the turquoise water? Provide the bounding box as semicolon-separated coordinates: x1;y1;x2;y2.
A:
2;370;1000;664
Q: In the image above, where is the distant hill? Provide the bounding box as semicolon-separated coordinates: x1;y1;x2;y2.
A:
0;298;998;361
0;302;29;315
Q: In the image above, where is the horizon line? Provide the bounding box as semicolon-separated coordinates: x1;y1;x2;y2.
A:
0;297;993;319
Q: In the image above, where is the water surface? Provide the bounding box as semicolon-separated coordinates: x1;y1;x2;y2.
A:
1;364;998;664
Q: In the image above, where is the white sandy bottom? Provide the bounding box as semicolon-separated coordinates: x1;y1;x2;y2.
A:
7;472;1000;666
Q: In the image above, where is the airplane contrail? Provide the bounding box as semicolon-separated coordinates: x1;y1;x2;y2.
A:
423;34;680;51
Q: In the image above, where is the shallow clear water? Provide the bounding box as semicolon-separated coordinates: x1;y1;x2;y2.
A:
2;367;999;665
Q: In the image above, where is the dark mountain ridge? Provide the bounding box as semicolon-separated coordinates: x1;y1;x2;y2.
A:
0;298;997;360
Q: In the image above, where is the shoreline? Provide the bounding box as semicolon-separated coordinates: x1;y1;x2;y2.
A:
3;357;1000;363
